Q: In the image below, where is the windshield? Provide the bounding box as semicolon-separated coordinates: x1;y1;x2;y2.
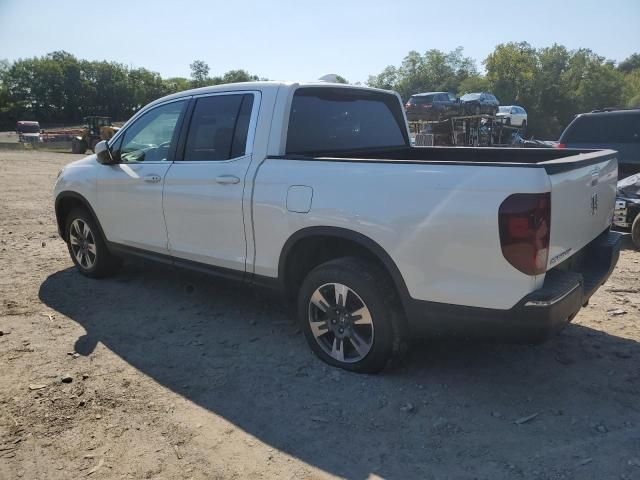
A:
498;106;510;113
17;123;40;133
461;93;481;101
286;88;408;155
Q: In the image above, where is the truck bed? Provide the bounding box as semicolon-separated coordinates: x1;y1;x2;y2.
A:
276;147;617;174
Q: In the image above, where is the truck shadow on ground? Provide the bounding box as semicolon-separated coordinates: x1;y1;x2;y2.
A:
39;261;640;480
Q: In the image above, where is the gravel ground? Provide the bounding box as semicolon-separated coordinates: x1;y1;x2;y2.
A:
1;149;639;480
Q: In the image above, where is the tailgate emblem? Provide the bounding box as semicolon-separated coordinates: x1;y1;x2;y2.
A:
591;193;598;215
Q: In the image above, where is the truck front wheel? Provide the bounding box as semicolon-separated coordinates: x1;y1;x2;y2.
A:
297;257;406;373
65;207;120;278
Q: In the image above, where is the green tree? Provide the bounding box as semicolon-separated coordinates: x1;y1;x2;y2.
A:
164;77;191;93
457;75;489;95
561;49;624;113
367;47;477;100
484;42;538;107
367;65;398;91
619;53;640;74
221;69;259;84
190;60;210;88
622;70;640;107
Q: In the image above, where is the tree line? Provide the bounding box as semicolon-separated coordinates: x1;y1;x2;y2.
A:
368;43;640;138
1;44;639;138
0;52;260;130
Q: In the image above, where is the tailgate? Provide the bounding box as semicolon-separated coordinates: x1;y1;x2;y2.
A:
546;151;618;269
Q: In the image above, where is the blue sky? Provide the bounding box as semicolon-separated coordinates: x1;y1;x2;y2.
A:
1;0;638;83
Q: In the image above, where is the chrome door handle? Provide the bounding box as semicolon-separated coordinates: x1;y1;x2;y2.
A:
215;175;240;185
143;174;162;183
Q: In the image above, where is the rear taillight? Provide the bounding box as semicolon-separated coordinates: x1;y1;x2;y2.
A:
405;103;411;108
498;193;551;276
556;143;566;148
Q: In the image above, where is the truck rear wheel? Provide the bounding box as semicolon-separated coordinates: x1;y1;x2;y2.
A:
297;257;406;373
632;214;640;250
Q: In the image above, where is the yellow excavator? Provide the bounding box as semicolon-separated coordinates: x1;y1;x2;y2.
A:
71;116;120;154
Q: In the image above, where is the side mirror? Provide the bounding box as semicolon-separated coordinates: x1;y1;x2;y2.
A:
95;140;115;165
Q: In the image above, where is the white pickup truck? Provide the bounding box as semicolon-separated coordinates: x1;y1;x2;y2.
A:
54;82;621;373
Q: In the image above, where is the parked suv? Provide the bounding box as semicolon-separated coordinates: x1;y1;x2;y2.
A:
460;92;499;116
497;105;527;128
558;109;640;175
405;92;460;121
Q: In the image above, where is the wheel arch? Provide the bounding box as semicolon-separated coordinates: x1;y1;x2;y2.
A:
277;226;411;310
55;191;106;242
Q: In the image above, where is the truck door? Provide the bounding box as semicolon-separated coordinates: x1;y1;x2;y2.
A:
162;92;259;272
95;99;187;254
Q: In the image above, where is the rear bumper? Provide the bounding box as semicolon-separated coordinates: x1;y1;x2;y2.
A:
405;230;622;342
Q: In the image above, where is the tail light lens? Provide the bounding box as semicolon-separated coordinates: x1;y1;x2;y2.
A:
556;143;566;148
498;193;551;275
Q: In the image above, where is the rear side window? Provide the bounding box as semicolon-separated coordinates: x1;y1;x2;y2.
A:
286;88;408;155
562;112;640;144
183;94;254;161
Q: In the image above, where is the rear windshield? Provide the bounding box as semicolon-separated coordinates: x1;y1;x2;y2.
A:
561;112;640;144
286;87;408;155
498;106;510;113
461;93;481;101
409;95;435;104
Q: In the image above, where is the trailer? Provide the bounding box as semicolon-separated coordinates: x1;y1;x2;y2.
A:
410;114;529;147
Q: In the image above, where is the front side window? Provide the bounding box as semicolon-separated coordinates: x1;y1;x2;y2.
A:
115;100;185;163
183;94;254;161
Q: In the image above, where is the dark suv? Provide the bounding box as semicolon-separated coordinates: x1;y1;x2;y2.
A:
405;92;460;121
460;92;500;116
558;109;640;175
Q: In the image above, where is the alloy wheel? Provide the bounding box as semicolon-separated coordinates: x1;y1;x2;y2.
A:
69;218;97;270
308;283;374;363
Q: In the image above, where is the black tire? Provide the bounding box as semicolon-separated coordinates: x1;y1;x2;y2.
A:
71;139;87;154
65;207;120;278
632;214;640;250
297;257;407;373
521;120;527;131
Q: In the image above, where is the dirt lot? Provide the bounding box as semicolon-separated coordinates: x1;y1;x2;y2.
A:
1;149;639;480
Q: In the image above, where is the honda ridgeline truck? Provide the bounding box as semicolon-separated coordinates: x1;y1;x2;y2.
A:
54;82;621;373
